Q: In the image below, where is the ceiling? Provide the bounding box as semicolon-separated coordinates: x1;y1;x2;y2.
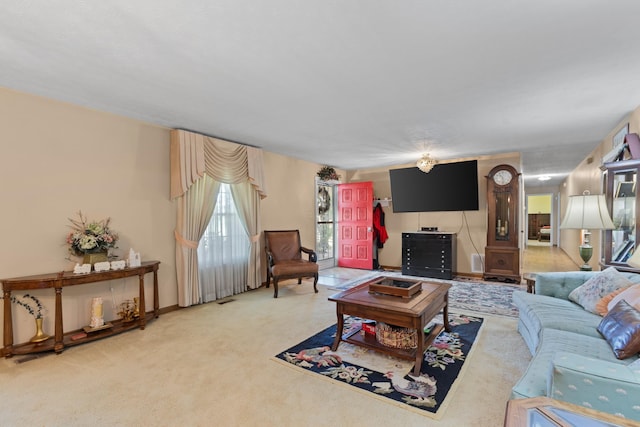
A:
2;1;640;189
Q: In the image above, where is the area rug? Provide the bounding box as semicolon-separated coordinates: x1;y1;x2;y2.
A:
273;313;483;419
322;271;520;318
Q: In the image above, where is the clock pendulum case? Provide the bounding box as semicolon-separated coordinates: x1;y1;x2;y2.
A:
483;164;521;283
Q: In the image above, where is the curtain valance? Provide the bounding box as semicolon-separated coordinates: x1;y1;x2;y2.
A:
170;129;267;199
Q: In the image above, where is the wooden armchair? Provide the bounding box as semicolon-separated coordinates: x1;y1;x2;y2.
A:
264;230;319;298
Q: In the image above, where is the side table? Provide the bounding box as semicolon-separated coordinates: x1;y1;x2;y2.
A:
522;273;536;294
504;396;637;427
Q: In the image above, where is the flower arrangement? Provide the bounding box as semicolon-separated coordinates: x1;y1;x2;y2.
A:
0;294;44;318
317;165;340;181
66;211;119;256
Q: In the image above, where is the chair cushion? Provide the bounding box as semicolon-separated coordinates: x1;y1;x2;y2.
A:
568;267;634;314
272;260;318;277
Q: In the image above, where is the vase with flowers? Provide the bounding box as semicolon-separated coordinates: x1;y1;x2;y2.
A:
0;293;48;342
66;211;119;265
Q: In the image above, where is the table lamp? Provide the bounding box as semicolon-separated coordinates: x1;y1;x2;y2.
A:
560;191;615;271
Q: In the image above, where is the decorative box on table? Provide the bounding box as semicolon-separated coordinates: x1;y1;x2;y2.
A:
368;277;422;298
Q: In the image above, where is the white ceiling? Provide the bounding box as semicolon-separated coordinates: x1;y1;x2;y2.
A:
2;1;640;188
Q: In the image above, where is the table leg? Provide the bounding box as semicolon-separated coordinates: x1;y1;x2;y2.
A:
413;323;425;376
153;268;159;318
138;274;146;330
3;289;13;357
443;293;451;332
331;309;344;351
54;287;64;353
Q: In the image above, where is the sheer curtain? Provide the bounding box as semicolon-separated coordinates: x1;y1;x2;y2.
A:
171;129;267;307
198;184;250;302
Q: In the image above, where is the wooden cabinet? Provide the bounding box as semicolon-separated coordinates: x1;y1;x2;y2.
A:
2;261;160;357
402;232;457;280
602;159;640;271
484;164;521;283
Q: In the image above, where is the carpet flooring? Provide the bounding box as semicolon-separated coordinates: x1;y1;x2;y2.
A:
0;278;531;426
275;313;484;419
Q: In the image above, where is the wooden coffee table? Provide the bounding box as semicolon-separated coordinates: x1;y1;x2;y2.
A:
328;276;451;376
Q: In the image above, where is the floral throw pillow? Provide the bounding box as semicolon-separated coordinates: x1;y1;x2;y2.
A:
568;267;634;314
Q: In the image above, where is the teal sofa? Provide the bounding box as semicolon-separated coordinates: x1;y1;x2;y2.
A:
511;271;640;421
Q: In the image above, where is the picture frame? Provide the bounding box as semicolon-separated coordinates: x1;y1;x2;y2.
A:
615;181;636;198
614;239;635;263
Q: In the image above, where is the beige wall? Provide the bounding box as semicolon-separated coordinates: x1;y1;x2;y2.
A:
528;195;552;214
348;153;522;274
7;83;625;345
559;105;640;268
0;88;176;343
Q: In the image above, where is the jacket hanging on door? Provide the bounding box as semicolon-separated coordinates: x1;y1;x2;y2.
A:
373;203;389;248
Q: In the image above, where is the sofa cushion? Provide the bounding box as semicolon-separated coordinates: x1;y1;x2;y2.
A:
549;352;640;420
513;291;602;353
607;283;640;312
511;328;630;400
595;287;626;316
568;267;634;314
598;299;640;359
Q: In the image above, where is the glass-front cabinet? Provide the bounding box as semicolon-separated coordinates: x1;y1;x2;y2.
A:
603;159;640;270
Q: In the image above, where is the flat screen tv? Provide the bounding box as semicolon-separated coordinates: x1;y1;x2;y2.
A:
389;160;479;212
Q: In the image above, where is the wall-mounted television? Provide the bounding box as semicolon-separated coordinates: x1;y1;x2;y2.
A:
389;160;479;212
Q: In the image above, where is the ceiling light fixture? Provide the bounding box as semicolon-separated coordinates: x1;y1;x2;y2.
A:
417;154;437;173
538;175;551;181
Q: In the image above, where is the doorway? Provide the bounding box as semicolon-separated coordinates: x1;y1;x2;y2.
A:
526;193;553;247
316;179;338;270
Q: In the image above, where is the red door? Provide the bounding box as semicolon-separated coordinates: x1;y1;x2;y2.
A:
337;181;373;270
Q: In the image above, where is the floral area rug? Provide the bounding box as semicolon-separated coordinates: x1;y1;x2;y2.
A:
273;313;483;419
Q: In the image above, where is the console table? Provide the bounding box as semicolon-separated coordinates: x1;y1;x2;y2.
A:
2;261;160;357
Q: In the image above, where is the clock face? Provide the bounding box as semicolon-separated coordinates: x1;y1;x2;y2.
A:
493;169;513;185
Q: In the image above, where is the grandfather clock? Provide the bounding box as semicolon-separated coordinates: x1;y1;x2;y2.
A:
484;164;521;283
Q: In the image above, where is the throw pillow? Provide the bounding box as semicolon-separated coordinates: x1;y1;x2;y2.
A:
597;299;640;359
595;288;626;316
568;267;634;314
607;283;640;312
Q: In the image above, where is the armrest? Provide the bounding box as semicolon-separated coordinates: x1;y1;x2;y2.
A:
265;249;275;266
548;352;640;419
535;272;598;299
300;247;318;263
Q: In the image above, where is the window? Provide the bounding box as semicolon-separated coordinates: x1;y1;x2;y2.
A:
198;183;250;302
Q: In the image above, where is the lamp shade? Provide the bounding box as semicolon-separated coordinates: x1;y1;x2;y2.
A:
560;193;615;230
